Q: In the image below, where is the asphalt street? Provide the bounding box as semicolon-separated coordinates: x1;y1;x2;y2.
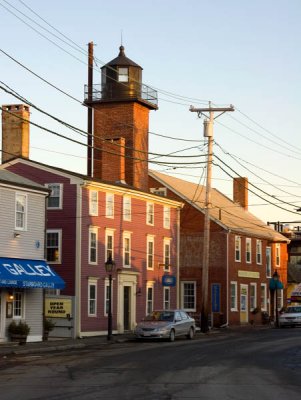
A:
0;327;300;400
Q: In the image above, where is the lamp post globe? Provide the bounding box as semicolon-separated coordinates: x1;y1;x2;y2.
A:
105;255;115;340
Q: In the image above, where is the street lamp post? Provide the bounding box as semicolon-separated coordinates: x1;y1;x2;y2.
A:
105;255;115;340
272;270;280;328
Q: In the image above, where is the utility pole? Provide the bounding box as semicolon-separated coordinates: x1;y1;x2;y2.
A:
87;41;94;177
190;102;234;333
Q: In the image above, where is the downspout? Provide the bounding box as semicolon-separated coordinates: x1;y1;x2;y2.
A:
221;230;230;328
226;231;229;326
176;206;181;308
75;183;82;338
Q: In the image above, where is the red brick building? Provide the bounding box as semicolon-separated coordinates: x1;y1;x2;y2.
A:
149;170;289;326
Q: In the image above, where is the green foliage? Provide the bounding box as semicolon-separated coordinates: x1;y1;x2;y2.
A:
8;320;30;336
44;318;56;332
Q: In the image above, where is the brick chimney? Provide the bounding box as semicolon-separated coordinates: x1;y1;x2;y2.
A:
1;104;30;164
233;177;248;210
95;137;126;183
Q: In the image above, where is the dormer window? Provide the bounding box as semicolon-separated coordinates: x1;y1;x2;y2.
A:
118;67;128;82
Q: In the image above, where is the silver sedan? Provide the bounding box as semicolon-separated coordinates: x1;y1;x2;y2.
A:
279;306;301;328
134;310;196;341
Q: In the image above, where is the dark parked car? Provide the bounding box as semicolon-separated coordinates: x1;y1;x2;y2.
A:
279;306;301;328
134;309;196;341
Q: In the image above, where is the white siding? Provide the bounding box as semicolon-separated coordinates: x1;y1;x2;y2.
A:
0;186;46;259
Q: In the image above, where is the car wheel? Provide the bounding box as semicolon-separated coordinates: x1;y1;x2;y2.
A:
169;329;175;342
186;327;194;340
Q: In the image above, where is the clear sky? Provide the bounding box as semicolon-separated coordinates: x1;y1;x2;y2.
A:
0;0;300;226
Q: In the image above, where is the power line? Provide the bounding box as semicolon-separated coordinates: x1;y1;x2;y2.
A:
213;162;301;216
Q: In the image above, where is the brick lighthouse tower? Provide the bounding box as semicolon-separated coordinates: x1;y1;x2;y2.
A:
85;46;158;191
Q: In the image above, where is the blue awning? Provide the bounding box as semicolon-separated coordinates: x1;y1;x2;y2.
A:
0;257;65;289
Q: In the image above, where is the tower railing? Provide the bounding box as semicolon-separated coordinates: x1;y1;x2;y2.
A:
84;83;158;106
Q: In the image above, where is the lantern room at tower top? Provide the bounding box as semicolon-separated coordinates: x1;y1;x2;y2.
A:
84;45;158;109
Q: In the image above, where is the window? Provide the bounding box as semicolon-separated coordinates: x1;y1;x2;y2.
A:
89;227;98;264
47;183;62;209
106;193;114;218
89;190;98;216
105;229;114;261
275;244;280;267
277;288;283;310
235;236;241;262
118;67;128;82
181;281;196;311
13;290;24;317
104;278;113;316
123;196;131;221
163;239;171;271
123;233;131;268
246;238;251;263
88;281;97;316
256;240;262;265
146;283;154;314
147;236;154;270
164;287;170;310
46;230;61;263
15;193;27;230
146;202;154;225
163;206;170;229
260;284;267;311
230;282;238;311
250;283;257;311
150;187;167;197
266;247;271;277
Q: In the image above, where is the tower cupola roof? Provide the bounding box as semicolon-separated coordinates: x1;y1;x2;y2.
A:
104;45;142;69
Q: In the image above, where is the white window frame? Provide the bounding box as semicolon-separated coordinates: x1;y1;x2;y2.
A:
104;278;113;316
89;190;98;216
250;283;257;311
163;206;171;229
46;229;62;264
15;192;27;231
89;226;98;264
235;236;241;262
146;282;154;314
123;232;131;268
246;238;252;264
146;202;154;226
13;290;24;318
163;287;170;310
230;281;238;311
105;193;114;218
181;281;196;312
88;279;97;316
260;283;267;311
123;196;131;221
275;244;281;267
105;229;114;262
46;183;63;209
147;235;155;270
163;238;171;272
266;246;272;277
150;187;167;197
256;240;262;265
118;67;129;82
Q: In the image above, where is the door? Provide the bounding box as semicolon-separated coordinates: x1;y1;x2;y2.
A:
240;284;248;323
123;286;131;331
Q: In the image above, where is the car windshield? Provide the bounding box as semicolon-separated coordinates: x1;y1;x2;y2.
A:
144;311;175;322
286;307;301;313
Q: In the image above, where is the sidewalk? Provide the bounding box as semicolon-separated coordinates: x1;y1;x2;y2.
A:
0;333;135;357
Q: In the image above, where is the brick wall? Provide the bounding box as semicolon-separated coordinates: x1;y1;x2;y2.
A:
93;102;150;191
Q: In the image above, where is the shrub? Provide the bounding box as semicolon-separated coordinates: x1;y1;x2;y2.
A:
8;320;30;336
44;318;56;332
